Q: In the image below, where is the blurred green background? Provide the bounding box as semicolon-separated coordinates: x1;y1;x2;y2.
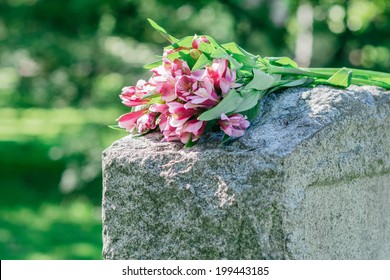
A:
0;0;389;259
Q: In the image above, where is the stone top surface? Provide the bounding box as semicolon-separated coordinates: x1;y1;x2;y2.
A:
105;85;389;157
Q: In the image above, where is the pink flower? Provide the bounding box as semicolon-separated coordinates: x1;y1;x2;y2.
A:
184;76;220;109
158;113;180;142
149;74;176;102
207;58;238;95
117;110;147;133
120;80;154;107
149;103;169;114
149;58;192;102
163;46;188;57
218;113;250;137
192;35;210;49
136;113;157;133
175;75;198;101
179;119;206;144
159;115;206;144
164;58;191;77
151;58;190;77
167;101;197;128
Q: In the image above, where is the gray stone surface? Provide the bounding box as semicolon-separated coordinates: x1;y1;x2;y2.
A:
102;85;390;259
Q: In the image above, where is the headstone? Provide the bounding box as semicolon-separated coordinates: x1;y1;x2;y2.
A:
102;85;390;259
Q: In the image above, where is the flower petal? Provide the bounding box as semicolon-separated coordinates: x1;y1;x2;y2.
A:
118;110;146;131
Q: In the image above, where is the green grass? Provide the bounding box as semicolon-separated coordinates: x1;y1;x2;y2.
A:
0;198;102;259
0;107;125;142
0;107;127;259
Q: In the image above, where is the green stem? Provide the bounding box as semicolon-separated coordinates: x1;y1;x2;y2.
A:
305;68;390;79
267;65;390;89
306;68;390;89
267;65;329;79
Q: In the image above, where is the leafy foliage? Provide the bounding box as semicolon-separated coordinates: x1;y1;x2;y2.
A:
1;0;389;259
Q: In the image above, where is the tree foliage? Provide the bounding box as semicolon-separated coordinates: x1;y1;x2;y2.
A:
1;0;388;108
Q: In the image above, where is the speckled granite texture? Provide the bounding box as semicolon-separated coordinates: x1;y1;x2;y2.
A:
102;85;390;259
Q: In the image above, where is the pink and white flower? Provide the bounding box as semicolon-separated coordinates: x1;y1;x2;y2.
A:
149;58;192;102
149;73;176;101
158;113;181;142
164;58;191;77
163;46;188;57
120;80;154;107
179;119;206;144
117;33;253;145
118;109;147;133
167;101;197;128
175;75;198;101
207;58;239;95
184;76;220;109
136;113;157;133
149;103;169;114
118;110;157;134
218;113;250;137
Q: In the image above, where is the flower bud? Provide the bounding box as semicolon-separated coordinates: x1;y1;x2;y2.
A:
192;35;210;49
190;49;202;60
218;113;250;137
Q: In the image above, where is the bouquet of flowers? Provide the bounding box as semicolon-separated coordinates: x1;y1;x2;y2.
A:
114;19;390;146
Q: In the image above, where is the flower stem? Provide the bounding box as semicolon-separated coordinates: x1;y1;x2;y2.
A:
267;65;329;79
267;65;390;89
308;68;390;89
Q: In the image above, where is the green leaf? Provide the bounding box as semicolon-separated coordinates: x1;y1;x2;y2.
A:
170;36;193;49
219;134;232;146
164;49;196;67
198;41;215;54
147;18;178;43
222;43;259;69
142;90;160;100
144;59;162;69
108;124;125;131
241;102;261;121
132;130;154;138
222;42;258;60
148;96;164;105
184;136;197;147
282;77;314;87
267;57;298;68
326;68;352;88
203;119;217;133
245;69;275;90
211;48;242;70
165;50;182;61
257;56;267;67
268;77;314;94
204;36;222;48
230;53;257;68
271;74;282;83
233;90;263;113
179;51;197;69
198;90;243;121
192;53;211;70
221;42;243;54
